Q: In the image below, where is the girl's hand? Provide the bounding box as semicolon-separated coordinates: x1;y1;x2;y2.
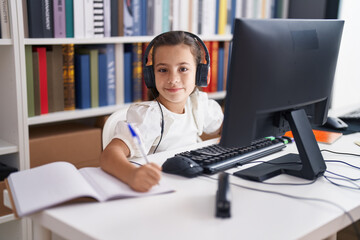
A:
129;163;162;192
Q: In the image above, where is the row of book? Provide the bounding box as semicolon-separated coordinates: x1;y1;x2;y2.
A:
0;0;10;39
25;44;116;117
24;0;290;39
25;41;230;117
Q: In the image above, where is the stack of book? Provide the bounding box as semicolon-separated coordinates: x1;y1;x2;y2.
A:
24;0;290;39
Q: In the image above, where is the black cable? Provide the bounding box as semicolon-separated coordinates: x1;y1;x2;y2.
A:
150;89;164;154
202;174;360;239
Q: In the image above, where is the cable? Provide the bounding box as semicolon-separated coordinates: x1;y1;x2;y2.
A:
321;149;360;157
150;89;164;154
202;174;360;239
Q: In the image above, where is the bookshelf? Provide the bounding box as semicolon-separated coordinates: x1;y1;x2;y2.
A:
0;0;340;239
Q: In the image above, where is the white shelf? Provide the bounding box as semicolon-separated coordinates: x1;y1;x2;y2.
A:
24;34;233;45
0;214;15;225
0;39;12;45
0;140;18;155
208;91;226;100
28;104;131;126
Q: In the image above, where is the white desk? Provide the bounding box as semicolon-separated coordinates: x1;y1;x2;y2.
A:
22;133;360;239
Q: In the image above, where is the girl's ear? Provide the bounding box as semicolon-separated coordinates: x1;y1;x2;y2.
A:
207;67;211;85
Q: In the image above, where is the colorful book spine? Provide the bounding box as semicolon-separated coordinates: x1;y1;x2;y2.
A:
103;0;111;37
34;47;49;114
218;0;227;34
93;0;105;37
62;44;75;110
53;0;66;38
140;0;147;36
32;51;41;115
105;44;116;105
161;0;170;32
217;42;224;91
47;45;65;112
115;44;124;105
132;0;141;36
110;0;119;36
25;45;35;117
124;44;133;103
73;0;85;38
65;0;74;37
123;0;133;36
132;43;142;102
74;53;91;109
98;53;108;106
42;0;54;38
210;41;219;92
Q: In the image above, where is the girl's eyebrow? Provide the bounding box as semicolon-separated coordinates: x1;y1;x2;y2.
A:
155;62;191;67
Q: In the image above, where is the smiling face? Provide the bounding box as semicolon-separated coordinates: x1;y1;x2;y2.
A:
153;44;197;114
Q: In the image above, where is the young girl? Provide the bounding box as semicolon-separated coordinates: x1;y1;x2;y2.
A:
100;31;223;192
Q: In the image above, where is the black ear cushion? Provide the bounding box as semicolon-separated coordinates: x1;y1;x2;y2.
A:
196;64;209;87
144;65;156;89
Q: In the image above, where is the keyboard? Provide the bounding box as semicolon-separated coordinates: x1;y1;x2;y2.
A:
172;137;288;174
340;108;360;120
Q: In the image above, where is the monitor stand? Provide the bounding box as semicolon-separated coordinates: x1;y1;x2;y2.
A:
233;109;327;182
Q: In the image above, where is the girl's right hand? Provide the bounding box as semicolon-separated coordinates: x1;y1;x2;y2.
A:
129;163;162;192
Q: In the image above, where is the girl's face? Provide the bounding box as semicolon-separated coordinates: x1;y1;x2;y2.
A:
154;44;197;114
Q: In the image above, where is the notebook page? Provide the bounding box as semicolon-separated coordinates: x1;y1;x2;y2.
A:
79;167;174;201
7;162;101;217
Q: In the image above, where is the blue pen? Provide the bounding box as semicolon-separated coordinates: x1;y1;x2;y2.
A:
127;123;150;164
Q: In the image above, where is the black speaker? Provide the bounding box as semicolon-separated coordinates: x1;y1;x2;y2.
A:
143;31;210;89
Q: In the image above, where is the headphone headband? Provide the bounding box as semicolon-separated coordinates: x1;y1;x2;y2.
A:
143;31;210;89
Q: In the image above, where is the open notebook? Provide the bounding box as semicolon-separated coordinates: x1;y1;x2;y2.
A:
5;161;174;218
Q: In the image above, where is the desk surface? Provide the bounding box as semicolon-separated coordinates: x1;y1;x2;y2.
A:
30;133;360;240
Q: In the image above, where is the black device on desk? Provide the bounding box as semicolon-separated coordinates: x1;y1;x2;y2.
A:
216;172;231;218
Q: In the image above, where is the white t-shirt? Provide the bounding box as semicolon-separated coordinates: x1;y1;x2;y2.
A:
113;90;223;158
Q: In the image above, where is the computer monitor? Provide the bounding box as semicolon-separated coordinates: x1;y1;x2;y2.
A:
220;18;344;182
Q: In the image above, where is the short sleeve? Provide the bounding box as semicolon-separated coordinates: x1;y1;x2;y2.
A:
112;102;162;158
197;91;223;135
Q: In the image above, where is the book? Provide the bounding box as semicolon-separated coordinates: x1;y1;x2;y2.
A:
132;42;142;102
161;0;170;32
93;0;105;38
217;42;224;91
27;0;54;38
73;0;85;38
47;45;65;112
217;0;227;34
123;0;133;36
77;48;100;108
178;0;190;31
110;0;118;36
115;43;124;104
201;0;216;35
84;0;94;38
53;0;66;38
0;0;10;39
5;161;174;218
74;53;91;109
284;129;343;145
25;46;35;117
132;0;141;36
98;53;108;106
103;0;111;37
210;41;219;92
32;51;41;115
65;0;74;37
146;0;154;35
33;47;49;115
117;0;124;36
63;44;75;110
124;44;133;103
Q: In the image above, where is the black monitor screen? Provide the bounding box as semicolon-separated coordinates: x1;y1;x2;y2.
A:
220;19;344;182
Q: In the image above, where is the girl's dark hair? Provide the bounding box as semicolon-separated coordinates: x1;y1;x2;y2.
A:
148;31;203;99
